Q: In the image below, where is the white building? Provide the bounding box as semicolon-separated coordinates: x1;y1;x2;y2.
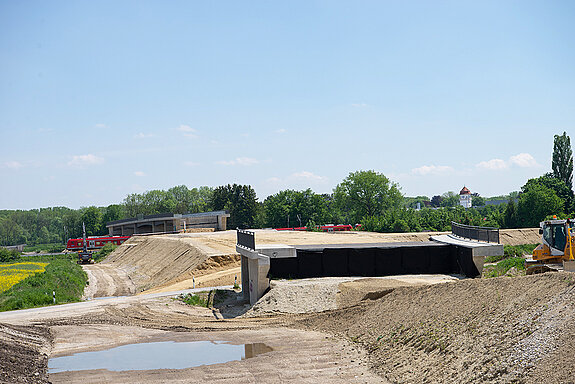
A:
459;186;472;208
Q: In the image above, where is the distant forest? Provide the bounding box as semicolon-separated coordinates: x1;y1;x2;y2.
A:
0;168;571;246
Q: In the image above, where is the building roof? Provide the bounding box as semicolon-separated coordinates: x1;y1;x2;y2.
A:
459;186;471;195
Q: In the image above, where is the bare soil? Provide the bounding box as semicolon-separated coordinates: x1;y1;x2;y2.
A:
1;228;563;384
82;264;136;299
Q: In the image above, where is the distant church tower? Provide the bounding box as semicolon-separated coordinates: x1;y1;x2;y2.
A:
459;186;472;208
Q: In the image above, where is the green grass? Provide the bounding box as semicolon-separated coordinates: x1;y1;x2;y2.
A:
485;244;537;263
483;257;526;278
180;293;209;307
178;289;230;308
0;255;88;311
93;243;118;263
22;243;65;254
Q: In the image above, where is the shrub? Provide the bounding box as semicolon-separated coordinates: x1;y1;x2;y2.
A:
0;248;20;262
93;243;118;263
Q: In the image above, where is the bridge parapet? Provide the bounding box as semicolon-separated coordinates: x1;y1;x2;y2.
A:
451;222;500;244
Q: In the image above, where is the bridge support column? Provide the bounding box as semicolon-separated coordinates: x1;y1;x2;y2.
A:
237;247;270;305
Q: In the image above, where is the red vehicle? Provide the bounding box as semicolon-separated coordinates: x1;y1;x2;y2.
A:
276;224;356;232
66;235;130;251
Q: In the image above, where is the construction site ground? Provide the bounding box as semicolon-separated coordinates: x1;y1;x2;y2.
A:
4;228;575;383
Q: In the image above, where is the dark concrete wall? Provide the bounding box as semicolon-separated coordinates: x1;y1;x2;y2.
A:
268;244;479;279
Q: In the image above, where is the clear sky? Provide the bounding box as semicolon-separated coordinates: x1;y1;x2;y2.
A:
1;1;574;209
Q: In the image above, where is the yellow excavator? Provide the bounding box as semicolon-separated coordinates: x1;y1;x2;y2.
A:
527;217;575;274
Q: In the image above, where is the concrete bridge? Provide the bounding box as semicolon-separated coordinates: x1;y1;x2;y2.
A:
107;211;230;236
236;227;503;305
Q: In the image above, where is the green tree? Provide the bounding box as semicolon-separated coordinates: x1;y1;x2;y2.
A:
552;131;573;192
333;170;402;224
440;191;459;208
522;174;573;213
430;195;443;208
212;184;258;229
100;204;124;234
263;189;329;228
81;206;103;236
517;183;564;227
168;185;194;214
503;199;517;228
472;196;486;207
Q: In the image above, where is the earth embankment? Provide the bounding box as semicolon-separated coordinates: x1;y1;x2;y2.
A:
100;228;541;294
102;236;239;293
296;272;575;384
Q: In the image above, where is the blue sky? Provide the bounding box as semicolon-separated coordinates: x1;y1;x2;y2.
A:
1;1;574;209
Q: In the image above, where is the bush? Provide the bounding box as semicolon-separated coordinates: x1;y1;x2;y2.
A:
0;249;20;262
93;243;118;263
483;257;526;278
485;244;538;264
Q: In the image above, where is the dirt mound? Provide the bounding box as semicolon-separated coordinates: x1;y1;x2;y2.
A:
245;275;459;317
499;228;540;245
0;322;51;383
297;272;575;384
103;236;239;292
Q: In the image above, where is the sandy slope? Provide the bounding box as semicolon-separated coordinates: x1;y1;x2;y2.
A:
102;228;541;294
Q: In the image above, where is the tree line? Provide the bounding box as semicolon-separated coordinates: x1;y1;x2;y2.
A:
1;132;573;246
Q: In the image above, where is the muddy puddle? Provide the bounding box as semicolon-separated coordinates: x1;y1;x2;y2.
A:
49;341;273;373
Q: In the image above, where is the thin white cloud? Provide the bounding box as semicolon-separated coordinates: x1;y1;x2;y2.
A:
291;171;328;182
134;132;155;139
68;154;104;167
411;165;454;176
267;177;282;183
184;161;200;167
3;161;24;170
275;128;287;134
217;157;259;166
177;124;198;138
134;171;146;177
94;123;107;129
475;153;538;171
510;153;538;168
476;158;508;170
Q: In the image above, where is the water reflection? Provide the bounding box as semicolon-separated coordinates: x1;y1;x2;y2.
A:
49;341;273;373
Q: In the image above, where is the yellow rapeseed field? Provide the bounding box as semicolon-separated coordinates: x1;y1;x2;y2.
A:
0;262;49;292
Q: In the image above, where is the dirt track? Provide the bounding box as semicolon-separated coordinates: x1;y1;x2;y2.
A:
82;264;136;299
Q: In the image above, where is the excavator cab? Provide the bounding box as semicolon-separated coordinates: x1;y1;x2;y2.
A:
529;219;575;273
542;221;568;255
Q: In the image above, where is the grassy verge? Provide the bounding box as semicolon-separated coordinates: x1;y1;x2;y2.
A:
178;290;230;308
22;243;65;253
485;244;538;264
483;257;526;278
0;255;87;311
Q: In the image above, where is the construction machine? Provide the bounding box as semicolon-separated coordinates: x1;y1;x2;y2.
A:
527;218;575;274
77;222;94;264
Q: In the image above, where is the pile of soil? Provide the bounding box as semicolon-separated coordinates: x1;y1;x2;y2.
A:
245;275;459;317
0;322;51;383
296;272;575;384
103;236;239;292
